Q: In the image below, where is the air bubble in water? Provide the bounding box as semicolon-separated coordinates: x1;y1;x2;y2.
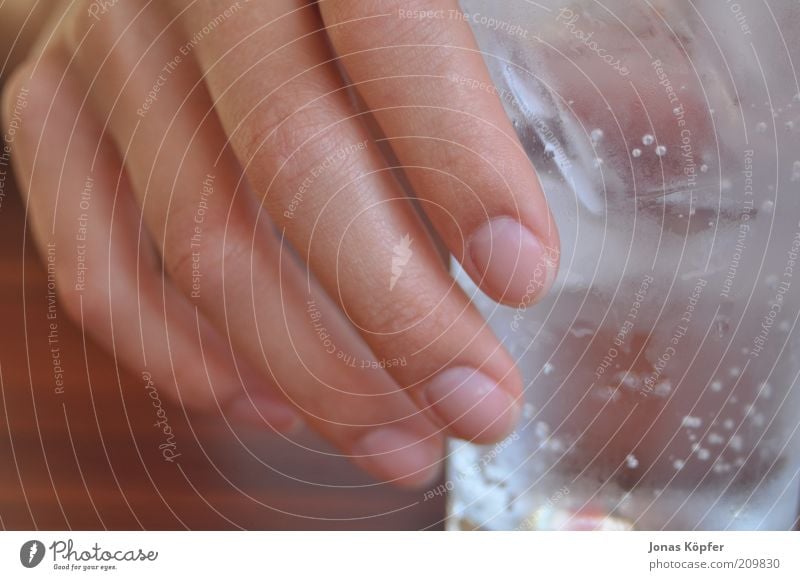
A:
632;148;642;158
543;362;554;375
682;416;702;428
625;454;639;469
713;316;730;338
522;403;536;420
723;419;734;430
673;459;685;470
792;161;800;182
708;432;725;445
729;366;741;378
700;164;709;173
654;380;672;397
591;128;604;142
710;380;723;392
655;145;667;156
642;134;654;146
696;448;711;461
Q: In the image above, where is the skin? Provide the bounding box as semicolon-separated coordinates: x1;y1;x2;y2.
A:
1;0;560;488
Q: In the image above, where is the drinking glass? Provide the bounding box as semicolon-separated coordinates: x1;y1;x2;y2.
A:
448;0;800;530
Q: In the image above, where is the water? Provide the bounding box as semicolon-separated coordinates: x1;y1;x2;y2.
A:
450;0;800;530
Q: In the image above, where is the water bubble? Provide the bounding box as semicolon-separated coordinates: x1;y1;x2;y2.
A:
632;148;642;158
593;157;604;168
710;380;723;392
713;462;730;474
761;200;775;213
751;413;765;428
713;316;730;339
778;320;791;333
535;421;551;439
721;178;732;191
522;403;536;420
708;432;726;444
730;435;743;452
786;121;795;130
696;448;711;461
723;419;734;430
590;128;604;142
655;145;667;156
791;161;800;182
729;366;741;378
765;274;780;290
700;164;709;173
755;121;768;133
654;380;672;397
543;362;554;375
625;454;639;469
673;459;685;470
642;134;655;146
682;416;703;429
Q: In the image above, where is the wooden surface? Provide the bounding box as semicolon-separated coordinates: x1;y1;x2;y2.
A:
0;173;446;530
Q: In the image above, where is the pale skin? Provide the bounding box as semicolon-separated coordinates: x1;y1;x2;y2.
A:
1;0;560;488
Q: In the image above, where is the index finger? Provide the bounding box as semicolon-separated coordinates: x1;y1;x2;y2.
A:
320;0;561;305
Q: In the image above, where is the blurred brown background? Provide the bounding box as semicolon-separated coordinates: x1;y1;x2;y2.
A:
0;173;446;530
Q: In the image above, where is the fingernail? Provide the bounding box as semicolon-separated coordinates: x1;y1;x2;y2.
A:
424;367;519;442
468;217;557;303
228;395;304;433
351;428;442;488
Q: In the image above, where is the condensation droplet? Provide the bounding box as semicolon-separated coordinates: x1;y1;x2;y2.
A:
632;148;642;158
642;134;654;146
655;145;667;156
543;362;554;375
673;459;685;470
700;164;709;173
708;432;725;445
626;454;639;469
729;366;741;378
710;380;723;392
696;448;711;461
723;419;734;430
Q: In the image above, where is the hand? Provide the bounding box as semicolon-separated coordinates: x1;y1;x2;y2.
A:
2;0;559;487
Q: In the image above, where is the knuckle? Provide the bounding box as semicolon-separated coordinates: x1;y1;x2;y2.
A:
241;88;353;206
162;219;249;296
362;283;444;337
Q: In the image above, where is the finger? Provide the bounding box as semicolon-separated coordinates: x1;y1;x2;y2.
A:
320;0;561;305
59;0;445;486
2;49;301;433
169;0;523;442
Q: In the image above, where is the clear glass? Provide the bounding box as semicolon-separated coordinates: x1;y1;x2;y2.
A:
449;0;800;530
